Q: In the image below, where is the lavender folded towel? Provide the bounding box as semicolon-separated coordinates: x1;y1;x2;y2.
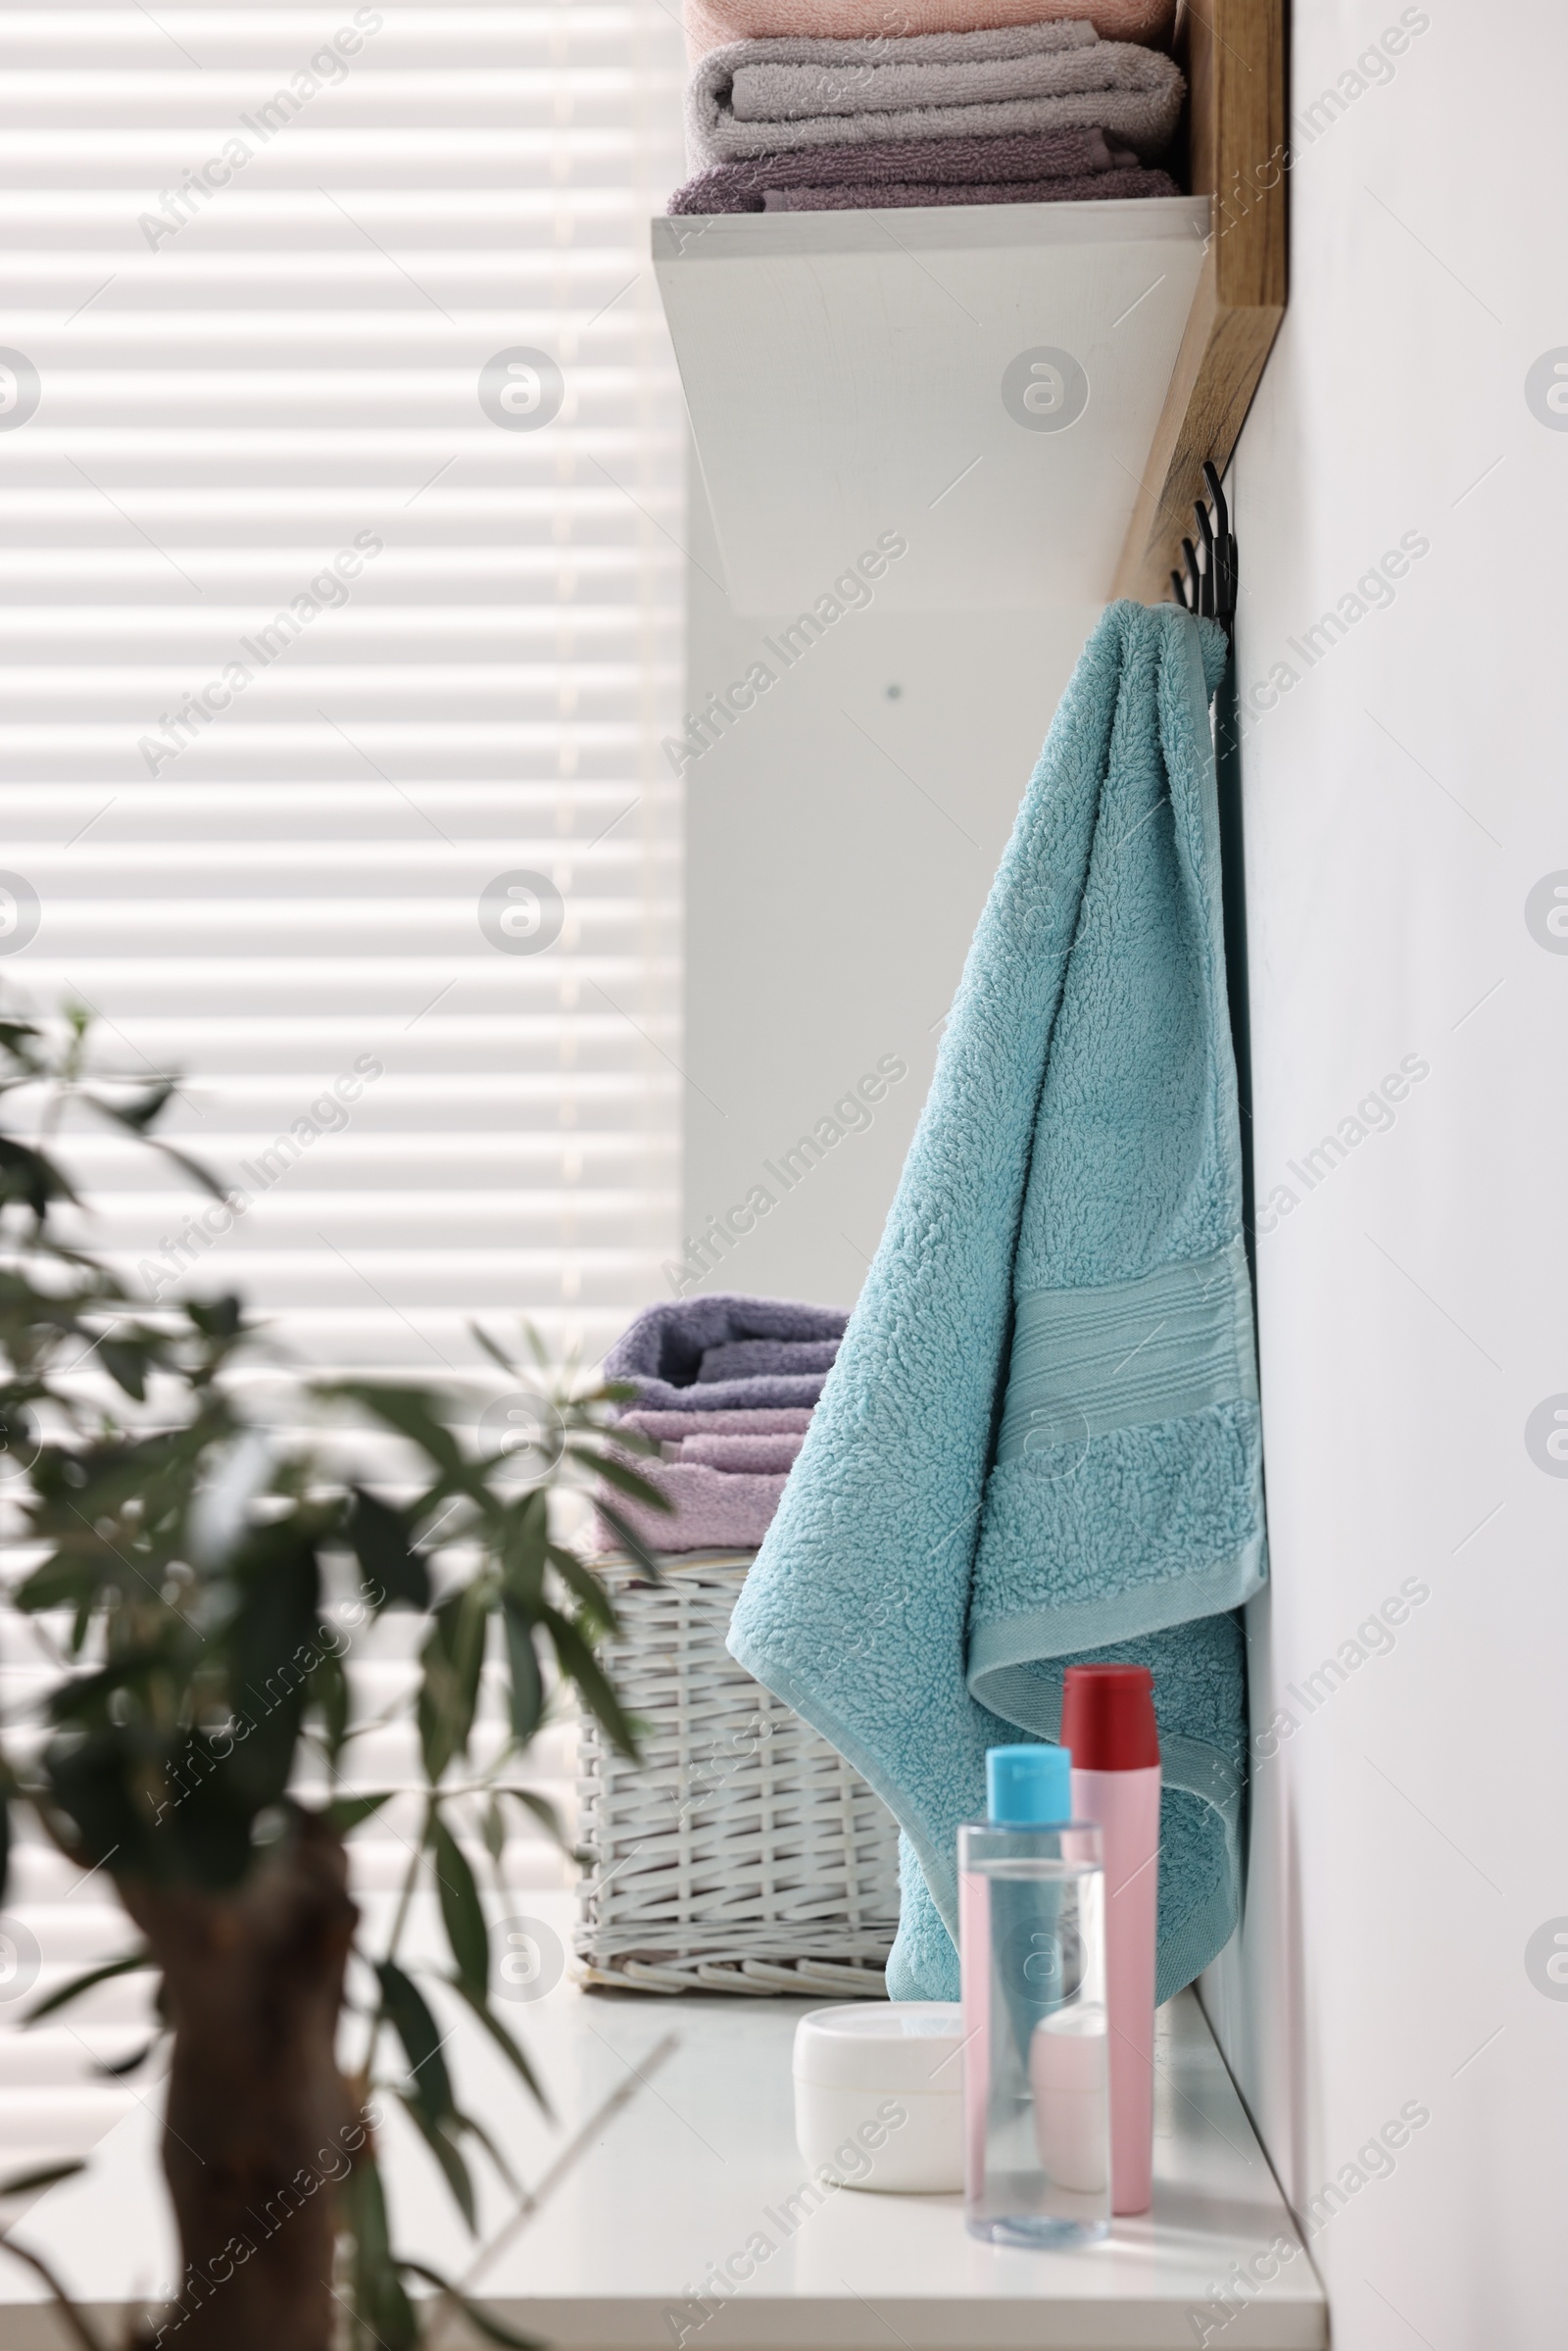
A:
674;1432;807;1471
616;1406;816;1439
604;1292;848;1413
762;165;1177;209
594;1463;788;1555
686;24;1185;168
697;1337;840;1382
668;122;1135;213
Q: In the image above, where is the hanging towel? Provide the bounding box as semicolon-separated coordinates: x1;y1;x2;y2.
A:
682;0;1177;68
686;26;1185;168
728;603;1266;2006
603;1292;847;1414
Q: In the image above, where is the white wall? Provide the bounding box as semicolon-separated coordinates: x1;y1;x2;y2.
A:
1201;3;1568;2342
681;477;1097;1305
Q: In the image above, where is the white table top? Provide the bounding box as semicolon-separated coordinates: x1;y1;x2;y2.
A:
0;1893;1325;2349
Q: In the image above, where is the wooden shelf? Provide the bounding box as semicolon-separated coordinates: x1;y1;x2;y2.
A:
1111;0;1289;599
653;0;1286;615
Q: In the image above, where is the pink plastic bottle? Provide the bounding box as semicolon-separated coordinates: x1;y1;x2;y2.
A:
1060;1664;1160;2218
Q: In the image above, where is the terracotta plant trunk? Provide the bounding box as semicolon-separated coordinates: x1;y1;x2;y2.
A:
117;1813;360;2351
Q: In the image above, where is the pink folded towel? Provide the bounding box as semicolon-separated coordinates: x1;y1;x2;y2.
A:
760;164;1177;208
616;1405;815;1438
673;1432;806;1471
594;1462;787;1555
683;0;1177;67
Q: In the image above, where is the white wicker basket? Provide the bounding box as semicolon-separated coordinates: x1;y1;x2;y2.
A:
575;1554;899;1996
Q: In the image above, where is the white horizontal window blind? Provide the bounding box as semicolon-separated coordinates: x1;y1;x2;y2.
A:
0;0;685;2174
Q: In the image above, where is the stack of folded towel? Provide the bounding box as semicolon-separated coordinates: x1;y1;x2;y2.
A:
669;3;1184;217
596;1294;847;1554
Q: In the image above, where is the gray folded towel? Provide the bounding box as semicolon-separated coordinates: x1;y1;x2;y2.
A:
668;123;1136;213
761;166;1178;209
697;1336;841;1382
686;24;1184;167
731;18;1095;119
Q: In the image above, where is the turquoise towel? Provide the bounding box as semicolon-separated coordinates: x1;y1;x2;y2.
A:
728;602;1266;2004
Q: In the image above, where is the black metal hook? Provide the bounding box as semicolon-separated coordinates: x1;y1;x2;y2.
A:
1169;459;1236;642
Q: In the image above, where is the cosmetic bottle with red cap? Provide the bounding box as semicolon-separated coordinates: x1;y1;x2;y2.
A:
1059;1664;1160;2218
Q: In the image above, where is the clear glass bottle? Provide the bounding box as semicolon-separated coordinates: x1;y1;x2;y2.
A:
959;1744;1110;2248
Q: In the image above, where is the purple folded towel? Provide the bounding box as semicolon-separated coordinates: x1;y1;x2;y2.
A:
593;1463;788;1555
668;122;1136;213
697;1337;840;1382
674;1432;806;1471
604;1292;848;1413
761;165;1178;209
616;1405;815;1439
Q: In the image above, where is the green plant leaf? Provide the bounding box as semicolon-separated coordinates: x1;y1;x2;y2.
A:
500;1599;543;1743
24;1950;152;2027
324;1382;469;1481
569;1444;671;1512
502;1786;572;1855
0;2159;84;2198
417;1587;486;1785
310;1641;349;1763
397;2262;540;2350
542;1605;641;1759
546;1544;618;1634
591;1500;664;1581
346;1486;430;1611
375;1959;454;2120
453;2104;518;2193
323;1790;392;1836
394;2089;476;2232
343;2155;418;2351
96;1338;152;1401
99;2033;162;2079
467;1323;520;1379
430;1814;488;1997
447;1975;551;2116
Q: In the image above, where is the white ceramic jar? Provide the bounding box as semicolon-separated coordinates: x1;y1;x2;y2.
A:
792;2002;965;2194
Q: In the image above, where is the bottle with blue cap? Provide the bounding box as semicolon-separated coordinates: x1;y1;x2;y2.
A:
958;1743;1110;2246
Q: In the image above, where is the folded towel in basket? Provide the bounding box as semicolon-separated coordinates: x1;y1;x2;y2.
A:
674;1432;806;1472
682;0;1177;67
594;1463;789;1556
686;24;1184;168
760;164;1177;209
729;604;1266;2008
603;1292;847;1414
668;122;1136;212
615;1405;815;1439
698;1337;840;1382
